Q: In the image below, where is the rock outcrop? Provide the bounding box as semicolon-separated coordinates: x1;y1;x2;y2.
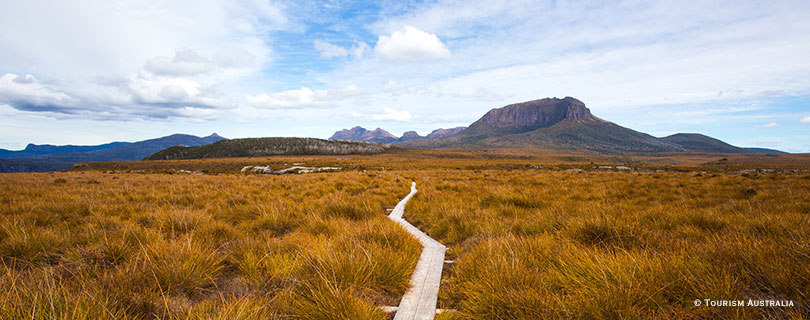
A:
330;126;399;144
471;97;594;130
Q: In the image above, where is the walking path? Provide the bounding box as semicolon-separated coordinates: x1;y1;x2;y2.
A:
387;182;447;320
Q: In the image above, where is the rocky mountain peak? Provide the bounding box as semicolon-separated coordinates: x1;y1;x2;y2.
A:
329;126;467;144
475;96;594;129
397;131;424;143
370;128;397;137
401;131;421;139
330;126;397;143
425;127;466;138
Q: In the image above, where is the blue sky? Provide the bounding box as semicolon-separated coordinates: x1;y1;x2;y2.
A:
1;0;809;152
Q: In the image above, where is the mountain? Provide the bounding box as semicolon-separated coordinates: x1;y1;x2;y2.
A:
401;97;681;153
0;158;75;173
742;147;786;154
0;133;226;172
466;97;593;135
31;133;227;162
398;131;424;143
0;141;130;159
330;127;398;143
425;127;466;139
329;126;467;144
659;133;747;153
399;97;770;154
147;137;392;160
659;135;784;153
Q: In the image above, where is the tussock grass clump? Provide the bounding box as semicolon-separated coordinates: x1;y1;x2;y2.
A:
574;220;641;249
304;235;416;296
291;280;385;320
322;198;377;220
178;295;281;320
0;227;65;267
144;238;224;296
0;265;129;320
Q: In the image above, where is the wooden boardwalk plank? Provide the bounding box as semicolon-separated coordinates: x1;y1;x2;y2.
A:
388;182;447;320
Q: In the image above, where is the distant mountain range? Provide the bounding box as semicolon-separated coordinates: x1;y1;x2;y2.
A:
0;133;225;172
349;97;783;154
0;97;787;173
329;126;466;144
0;141;130;159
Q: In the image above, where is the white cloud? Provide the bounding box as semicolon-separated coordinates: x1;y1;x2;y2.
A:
0;0;280;77
801;116;810;124
375;26;451;61
0;73;78;113
370;107;412;121
145;49;214;76
314;40;370;59
352;42;371;59
449;87;502;101
384;80;409;95
125;73;232;109
246;85;360;109
314;40;349;58
0;0;279;120
144;49;256;76
0;72;234;120
762;121;780;128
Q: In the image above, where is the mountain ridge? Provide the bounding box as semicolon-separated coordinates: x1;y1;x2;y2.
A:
330;126;399;144
329;126;466;144
0;141;130;159
397;97;781;154
660;133;746;154
0;133;226;172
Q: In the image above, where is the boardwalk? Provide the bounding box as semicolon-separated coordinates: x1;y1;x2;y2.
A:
388;182;447;320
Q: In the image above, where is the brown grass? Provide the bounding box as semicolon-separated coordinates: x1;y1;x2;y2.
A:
3;150;810;319
0;171;421;319
405;169;810;319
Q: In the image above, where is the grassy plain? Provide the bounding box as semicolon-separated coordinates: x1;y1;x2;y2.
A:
2;149;809;319
0;171;421;319
405;169;810;319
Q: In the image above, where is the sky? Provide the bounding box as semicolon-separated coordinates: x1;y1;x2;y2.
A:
1;0;809;152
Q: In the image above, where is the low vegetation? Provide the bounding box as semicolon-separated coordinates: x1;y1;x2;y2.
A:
0;171;420;319
78;148;810;174
404;169;810;319
146;138;394;160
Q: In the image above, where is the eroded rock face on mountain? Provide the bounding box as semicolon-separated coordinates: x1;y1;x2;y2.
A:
398;131;423;142
329;126;398;143
473;97;594;129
